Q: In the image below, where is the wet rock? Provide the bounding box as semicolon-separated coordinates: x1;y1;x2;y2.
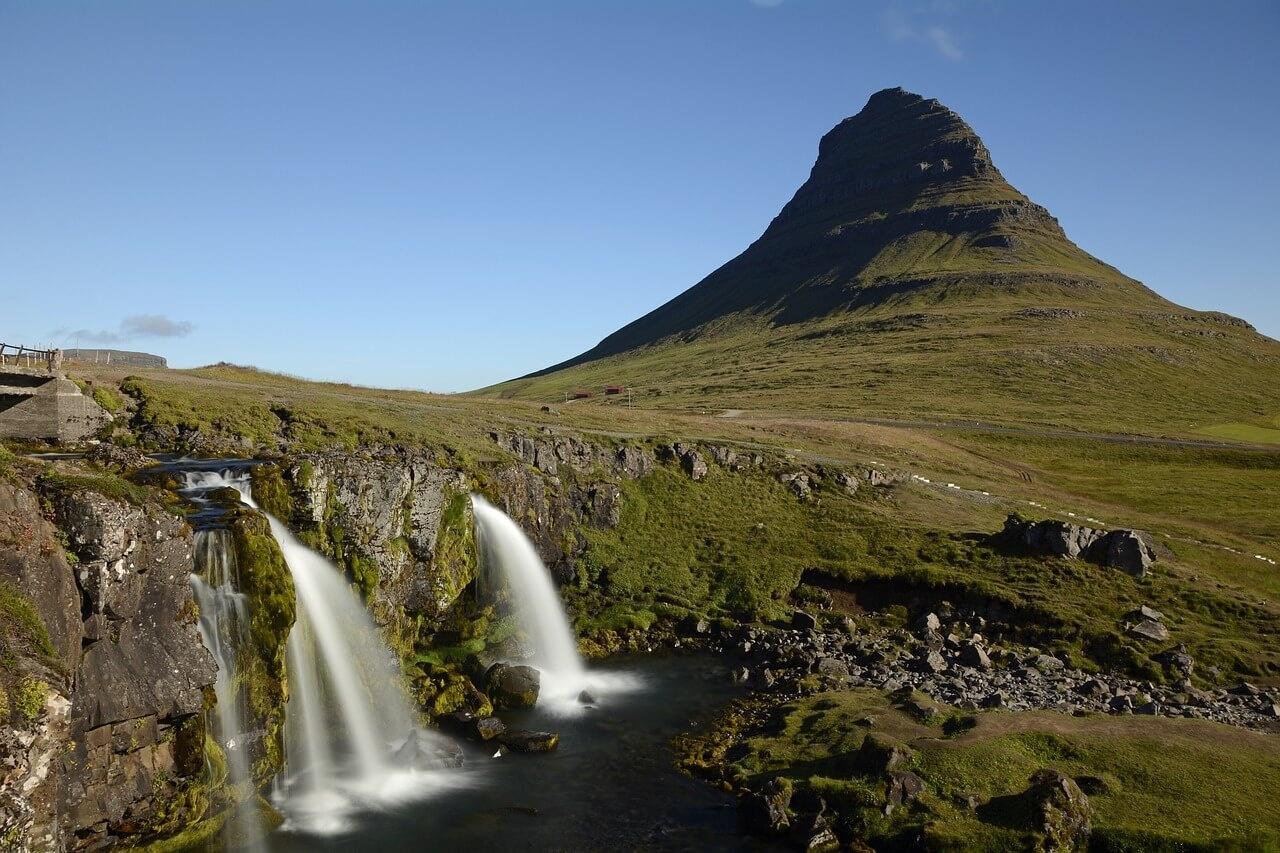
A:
393;729;465;770
497;729;560;753
740;777;792;836
577;690;597;705
486;664;541;710
473;717;507;741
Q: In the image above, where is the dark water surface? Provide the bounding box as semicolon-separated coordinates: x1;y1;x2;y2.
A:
270;653;769;853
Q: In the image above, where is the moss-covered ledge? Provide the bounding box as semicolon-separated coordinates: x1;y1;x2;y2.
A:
226;506;295;783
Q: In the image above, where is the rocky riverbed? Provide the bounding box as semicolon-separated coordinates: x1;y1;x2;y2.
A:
675;609;1280;733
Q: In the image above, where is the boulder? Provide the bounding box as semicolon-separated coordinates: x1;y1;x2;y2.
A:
486;663;541;710
392;730;466;770
1154;645;1194;677
740;777;792;836
782;472;812;499
859;733;912;773
833;472;859;495
1104;530;1154;577
679;615;712;636
1033;654;1066;673
1127;620;1170;643
1128;605;1165;622
472;716;506;741
1025;769;1091;851
815;657;849;680
497;729;559;753
915;650;947;674
959;642;992;670
792;611;819;631
884;770;927;815
673;443;708;481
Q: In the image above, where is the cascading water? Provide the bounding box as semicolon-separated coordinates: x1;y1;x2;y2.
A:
183;469;456;839
472;495;636;711
190;528;267;853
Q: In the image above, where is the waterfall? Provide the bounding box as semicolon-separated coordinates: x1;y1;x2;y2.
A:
471;495;598;709
182;469;456;839
190;529;267;852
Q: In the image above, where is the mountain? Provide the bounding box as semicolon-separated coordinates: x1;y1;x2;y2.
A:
485;88;1279;438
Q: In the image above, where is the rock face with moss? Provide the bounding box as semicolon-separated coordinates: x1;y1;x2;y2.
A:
0;464;216;850
226;506;296;783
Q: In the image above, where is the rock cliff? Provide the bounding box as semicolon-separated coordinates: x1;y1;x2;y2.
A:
0;464;216;850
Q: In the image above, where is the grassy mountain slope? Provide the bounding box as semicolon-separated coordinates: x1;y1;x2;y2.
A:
484;88;1280;437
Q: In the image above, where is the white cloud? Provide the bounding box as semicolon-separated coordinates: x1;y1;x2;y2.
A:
881;3;965;61
925;26;964;60
121;314;194;338
52;314;195;346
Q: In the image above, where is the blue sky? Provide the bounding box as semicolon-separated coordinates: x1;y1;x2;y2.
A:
3;1;1277;391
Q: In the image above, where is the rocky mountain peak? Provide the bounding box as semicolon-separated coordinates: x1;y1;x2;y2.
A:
516;87;1162;378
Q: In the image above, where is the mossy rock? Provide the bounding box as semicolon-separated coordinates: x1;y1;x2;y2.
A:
228;507;296;782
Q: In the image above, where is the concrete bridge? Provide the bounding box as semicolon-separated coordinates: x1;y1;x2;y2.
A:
0;344;111;443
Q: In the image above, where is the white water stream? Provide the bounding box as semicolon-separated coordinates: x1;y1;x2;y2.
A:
184;470;455;838
471;495;637;712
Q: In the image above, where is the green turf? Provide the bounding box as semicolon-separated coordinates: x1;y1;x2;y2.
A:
713;688;1280;849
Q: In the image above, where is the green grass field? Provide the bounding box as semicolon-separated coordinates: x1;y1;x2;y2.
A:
712;689;1280;850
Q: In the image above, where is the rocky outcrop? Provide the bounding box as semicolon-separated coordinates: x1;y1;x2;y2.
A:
1024;769;1091;851
0;466;216;851
1001;515;1156;577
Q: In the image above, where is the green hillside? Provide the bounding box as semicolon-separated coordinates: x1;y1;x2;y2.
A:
484;89;1280;437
